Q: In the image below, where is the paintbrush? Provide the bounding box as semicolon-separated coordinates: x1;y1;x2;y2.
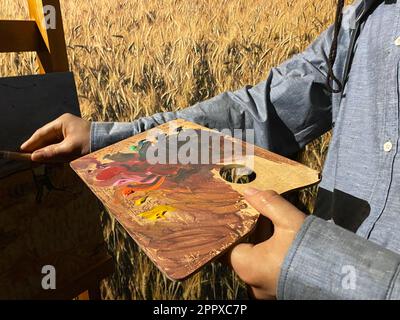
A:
0;151;32;162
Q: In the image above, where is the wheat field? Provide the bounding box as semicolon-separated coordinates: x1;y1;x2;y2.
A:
1;0;337;299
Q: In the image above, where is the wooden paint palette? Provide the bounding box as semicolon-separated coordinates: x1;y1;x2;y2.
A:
71;120;320;281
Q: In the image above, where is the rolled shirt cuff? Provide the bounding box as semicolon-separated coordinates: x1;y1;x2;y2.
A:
89;111;183;152
90;121;135;152
277;215;400;300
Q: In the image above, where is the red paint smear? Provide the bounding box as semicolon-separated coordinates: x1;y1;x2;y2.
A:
76;155;186;203
96;166;126;181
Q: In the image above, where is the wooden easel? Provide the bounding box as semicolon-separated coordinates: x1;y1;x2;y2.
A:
0;0;69;73
0;0;113;300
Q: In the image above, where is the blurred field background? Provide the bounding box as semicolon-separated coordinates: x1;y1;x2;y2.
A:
0;0;337;299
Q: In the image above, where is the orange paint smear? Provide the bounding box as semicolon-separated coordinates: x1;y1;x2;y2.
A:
114;176;167;205
123;176;166;194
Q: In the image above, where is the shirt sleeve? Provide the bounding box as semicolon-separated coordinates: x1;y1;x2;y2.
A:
278;216;400;300
90;23;344;155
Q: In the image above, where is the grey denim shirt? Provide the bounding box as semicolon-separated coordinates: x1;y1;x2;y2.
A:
90;0;400;299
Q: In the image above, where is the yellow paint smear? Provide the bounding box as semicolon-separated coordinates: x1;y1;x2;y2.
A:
138;205;175;221
134;197;148;206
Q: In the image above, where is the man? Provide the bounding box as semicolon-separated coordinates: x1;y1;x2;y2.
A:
20;0;400;299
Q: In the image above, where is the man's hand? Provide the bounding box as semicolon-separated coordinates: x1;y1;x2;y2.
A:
229;188;306;300
21;113;91;163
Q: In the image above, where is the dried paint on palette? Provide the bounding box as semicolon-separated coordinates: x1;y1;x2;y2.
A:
71;128;259;280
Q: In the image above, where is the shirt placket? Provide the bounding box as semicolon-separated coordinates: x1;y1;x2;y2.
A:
365;40;400;238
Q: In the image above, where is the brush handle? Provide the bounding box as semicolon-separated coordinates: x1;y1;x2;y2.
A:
0;151;32;162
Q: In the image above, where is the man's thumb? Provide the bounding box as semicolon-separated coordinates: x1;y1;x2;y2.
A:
243;188;304;229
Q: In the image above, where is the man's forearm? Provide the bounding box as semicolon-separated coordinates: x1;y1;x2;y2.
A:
89;86;280;152
90;21;344;154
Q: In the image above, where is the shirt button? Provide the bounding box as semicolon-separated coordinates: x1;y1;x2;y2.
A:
395;37;400;46
384;141;393;152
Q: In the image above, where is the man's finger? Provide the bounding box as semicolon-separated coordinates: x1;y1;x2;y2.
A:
243;188;305;229
21;119;63;152
31;139;76;163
